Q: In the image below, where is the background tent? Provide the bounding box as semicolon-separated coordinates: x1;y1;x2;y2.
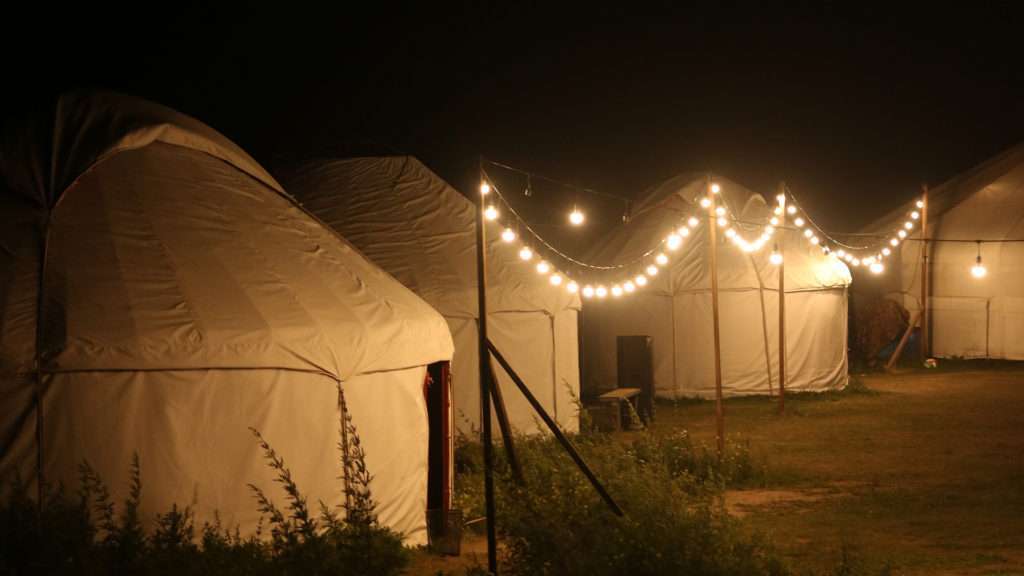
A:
583;175;851;398
0;92;454;545
283;157;581;434
859;142;1024;360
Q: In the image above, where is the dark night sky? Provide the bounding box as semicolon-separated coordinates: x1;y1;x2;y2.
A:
5;3;1022;239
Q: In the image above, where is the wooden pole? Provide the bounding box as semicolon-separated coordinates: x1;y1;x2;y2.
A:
475;161;498;575
920;186;929;363
777;183;787;415
708;179;725;456
886;311;921;372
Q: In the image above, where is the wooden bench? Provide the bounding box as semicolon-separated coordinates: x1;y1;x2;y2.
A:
596;387;645;430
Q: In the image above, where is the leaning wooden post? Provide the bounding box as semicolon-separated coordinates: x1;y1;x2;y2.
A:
777;183;787;415
707;178;725;456
475;161;498;575
919;186;929;363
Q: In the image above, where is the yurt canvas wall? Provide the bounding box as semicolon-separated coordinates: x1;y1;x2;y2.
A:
0;93;454;545
861;143;1024;360
583;175;851;398
283;157;582;434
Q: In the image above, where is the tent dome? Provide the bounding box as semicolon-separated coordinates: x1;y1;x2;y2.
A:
583;175;850;398
0;92;453;543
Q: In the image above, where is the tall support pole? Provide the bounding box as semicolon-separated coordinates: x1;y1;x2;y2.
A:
920;186;929;363
777;183;787;415
475;162;498;575
707;179;725;456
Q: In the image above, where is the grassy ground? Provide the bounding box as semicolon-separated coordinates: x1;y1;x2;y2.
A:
644;361;1024;575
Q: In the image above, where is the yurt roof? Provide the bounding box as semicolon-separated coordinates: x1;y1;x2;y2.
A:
0;92;453;381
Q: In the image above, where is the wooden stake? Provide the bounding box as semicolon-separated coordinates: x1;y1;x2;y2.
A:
708;179;725;456
778;183;787;415
920;187;929;362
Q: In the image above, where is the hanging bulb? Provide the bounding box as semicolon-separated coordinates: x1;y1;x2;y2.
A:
569;206;585;226
549;273;563;286
536;261;550;274
916;200;925;209
567;280;579;293
624;281;636;293
519;246;533;261
710;183;721;194
770;217;779;226
700;197;712;208
904;221;913;230
770;245;783;266
836;249;847;258
717;217;728;227
765;225;775;235
480;182;491;195
611;285;623;297
596;285;608;298
882;247;891;256
725;228;737;239
655;253;669;266
501;228;516;242
911;211;920;220
851;258;861;267
666;233;682;250
688;216;700;228
787;205;797;215
803;228;813;238
774;206;783;216
635;274;648;287
715;206;726;217
890;238;900;247
582;285;595;298
646;264;659;276
524;176;533;197
811;236;820;245
677;226;691;237
971;242;987;278
484;205;499;220
898;229;907;239
870;262;884;274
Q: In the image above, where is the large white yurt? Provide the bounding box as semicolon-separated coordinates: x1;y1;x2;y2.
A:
861;142;1024;360
0;92;454;545
583;175;851;398
283;157;581;434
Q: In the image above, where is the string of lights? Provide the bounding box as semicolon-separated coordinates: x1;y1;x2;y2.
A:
479;164;1015;303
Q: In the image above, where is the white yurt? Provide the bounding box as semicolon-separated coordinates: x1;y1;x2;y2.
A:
283;157;581;434
861;142;1024;359
583;174;851;398
0;92;454;544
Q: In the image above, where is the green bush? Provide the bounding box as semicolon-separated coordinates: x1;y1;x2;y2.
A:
455;431;782;575
0;394;407;576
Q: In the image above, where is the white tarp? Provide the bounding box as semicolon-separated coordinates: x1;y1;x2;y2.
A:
0;92;453;545
283;157;582;434
583;175;851;398
861;142;1024;360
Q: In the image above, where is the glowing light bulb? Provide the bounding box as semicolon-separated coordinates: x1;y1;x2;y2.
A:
480;182;491;195
700;197;712;208
611;285;623;297
624;281;636;293
770;250;783;266
898;230;907;239
677;226;690;237
811;236;820;245
890;238;900;247
882;247;891;256
904;221;913;230
765;225;775;235
549;273;563;286
596;285;608;298
484;205;499;220
646;265;659;276
715;206;726;217
655;253;669;266
667;233;682;250
770;217;779;226
582;285;595;298
851;258;861;267
776;193;786;204
519;246;533;261
837;249;847;258
774;206;783;216
688;216;699;227
870;262;884;274
844;253;853;262
795;218;806;228
911;211;920;220
501;228;516;242
710;183;721;194
536;261;550;274
567;281;579;293
916;200;925;209
635;274;648;287
725;228;737;238
787;205;797;215
803;228;813;238
971;261;987;278
569;208;585;226
717;217;728;227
